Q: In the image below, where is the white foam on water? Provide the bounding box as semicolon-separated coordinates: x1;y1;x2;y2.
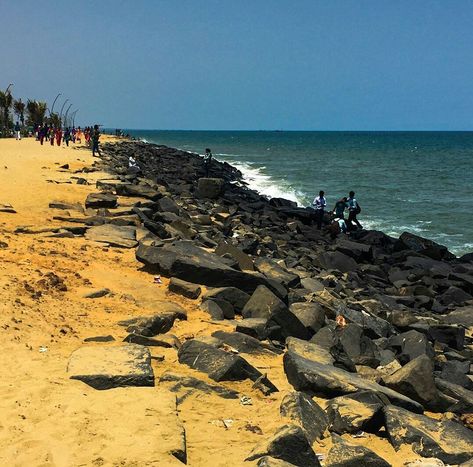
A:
222;159;306;205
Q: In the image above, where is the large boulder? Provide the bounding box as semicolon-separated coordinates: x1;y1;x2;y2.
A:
136;241;280;294
382;355;441;410
197;178;224;199
289;302;325;335
245;424;320;467
398;232;455;261
202;287;250;313
283;351;423;413
383;404;473;464
280;391;328;443
324;434;390;467
115;183;162;200
387;330;435;364
326;391;387;434
68;344;154;389
168;277;201;299
242;285;288;319
254;257;300;288
215;242;254;271
177;340;277;392
85;192;118;209
316;251;358;273
85;224;137;248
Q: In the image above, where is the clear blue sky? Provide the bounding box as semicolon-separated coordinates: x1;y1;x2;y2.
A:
2;0;473;130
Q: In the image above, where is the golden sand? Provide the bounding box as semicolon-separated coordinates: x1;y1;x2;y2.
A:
0;137;421;466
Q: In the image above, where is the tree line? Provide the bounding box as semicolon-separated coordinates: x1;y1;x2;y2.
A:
0;88;67;137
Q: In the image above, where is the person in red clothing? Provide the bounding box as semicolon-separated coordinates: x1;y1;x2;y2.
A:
55;127;62;146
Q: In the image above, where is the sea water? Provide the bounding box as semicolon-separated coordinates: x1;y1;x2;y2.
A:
124;130;473;256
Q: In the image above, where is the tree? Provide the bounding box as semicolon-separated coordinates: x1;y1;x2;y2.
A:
0;90;13;136
26;99;47;127
13;99;26;126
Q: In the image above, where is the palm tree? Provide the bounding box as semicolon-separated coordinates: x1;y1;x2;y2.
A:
26;99;48;127
13;99;26;127
0;90;13;136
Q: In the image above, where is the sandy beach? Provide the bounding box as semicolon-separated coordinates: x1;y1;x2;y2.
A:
0;136;454;466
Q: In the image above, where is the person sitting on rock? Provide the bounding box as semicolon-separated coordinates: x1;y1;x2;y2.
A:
312;190;326;230
204;148;212;177
347;190;362;231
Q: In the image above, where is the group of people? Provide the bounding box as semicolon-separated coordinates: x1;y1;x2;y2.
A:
312;190;362;235
33;124;102;156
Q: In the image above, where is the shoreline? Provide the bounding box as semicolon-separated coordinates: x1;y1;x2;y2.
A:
0;136;472;466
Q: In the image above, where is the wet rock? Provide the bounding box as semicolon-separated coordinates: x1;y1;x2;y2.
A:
178;340;277;392
85;224;137;248
325;434;390;467
197;178;224;199
168;277;201;299
283;351;423;413
245;424;320;467
280;391;328;442
382;355;441;410
398;232;455;261
383;404;473;464
85;192;117;209
326;390;387;434
68;344;154;389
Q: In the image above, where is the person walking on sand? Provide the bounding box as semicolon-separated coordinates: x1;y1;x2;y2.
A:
50;127;55;146
76;126;82;144
14;121;21;140
312;190;327;230
55;127;62;146
64;127;71;147
347;190;362;231
92;124;101;157
333;196;347;220
204;148;212;177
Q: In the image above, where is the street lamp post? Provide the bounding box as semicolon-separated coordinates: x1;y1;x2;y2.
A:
50;93;61;115
59;98;69;126
71;110;79;128
64;104;73;128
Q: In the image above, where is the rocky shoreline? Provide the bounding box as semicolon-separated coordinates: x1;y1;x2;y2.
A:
61;139;473;466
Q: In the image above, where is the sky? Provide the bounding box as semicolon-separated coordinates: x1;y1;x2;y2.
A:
2;0;473;130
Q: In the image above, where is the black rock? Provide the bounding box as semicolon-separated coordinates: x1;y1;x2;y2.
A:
398;232;455;261
289;302;325;335
383;404;473;464
428;325;465;351
316;251;359;273
325;434;390;467
245;424;321;467
202;287;250;313
85;192;118;209
236;318;269;340
280;391;328;443
168;277;202;299
242;285;288;319
326;390;387;434
283;351;423;413
178;339;278;392
388;330;435;364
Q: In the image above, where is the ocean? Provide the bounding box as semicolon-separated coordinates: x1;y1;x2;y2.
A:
123;130;473;256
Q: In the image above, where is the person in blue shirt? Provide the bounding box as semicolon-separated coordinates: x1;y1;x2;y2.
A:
312;190;326;230
347;191;362;231
333;197;347;219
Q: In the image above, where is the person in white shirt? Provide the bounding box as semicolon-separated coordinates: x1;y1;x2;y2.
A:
312;190;326;230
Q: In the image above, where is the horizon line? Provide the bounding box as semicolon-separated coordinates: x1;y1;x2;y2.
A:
105;128;473;133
